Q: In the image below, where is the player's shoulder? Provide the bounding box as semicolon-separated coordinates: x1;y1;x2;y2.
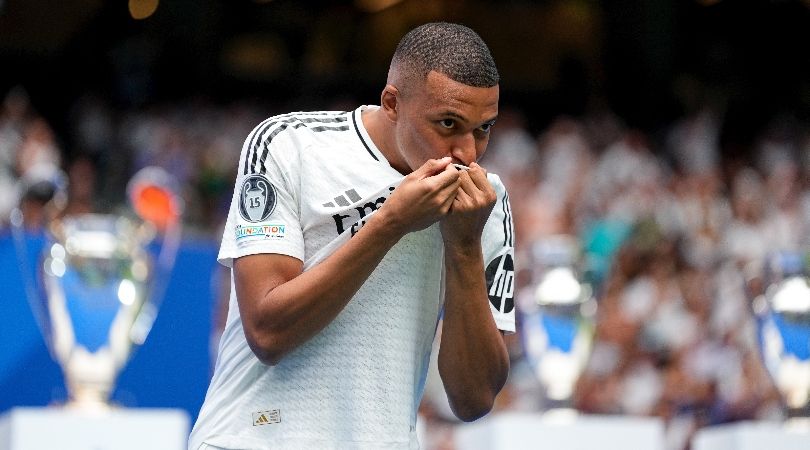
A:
240;110;355;166
486;172;508;198
485;171;513;230
244;110;358;164
248;110;353;143
483;169;515;257
265;109;350;124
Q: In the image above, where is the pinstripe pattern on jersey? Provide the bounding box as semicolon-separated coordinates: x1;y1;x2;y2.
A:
501;191;513;247
243;112;350;175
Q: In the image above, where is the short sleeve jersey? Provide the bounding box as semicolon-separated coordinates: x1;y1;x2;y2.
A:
188;106;515;450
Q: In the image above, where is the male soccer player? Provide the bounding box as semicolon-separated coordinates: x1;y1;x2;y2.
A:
189;22;515;449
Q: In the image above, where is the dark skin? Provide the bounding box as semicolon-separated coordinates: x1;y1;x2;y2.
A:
234;69;509;422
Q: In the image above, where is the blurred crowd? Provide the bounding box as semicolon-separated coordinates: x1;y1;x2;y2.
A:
0;87;264;235
2;86;809;450
423;105;810;448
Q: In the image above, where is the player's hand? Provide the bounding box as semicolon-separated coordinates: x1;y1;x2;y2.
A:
439;162;496;249
379;157;461;235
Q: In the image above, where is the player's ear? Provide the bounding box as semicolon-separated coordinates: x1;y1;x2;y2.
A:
381;84;399;122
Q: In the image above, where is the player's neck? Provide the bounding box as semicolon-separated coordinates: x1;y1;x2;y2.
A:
361;106;410;175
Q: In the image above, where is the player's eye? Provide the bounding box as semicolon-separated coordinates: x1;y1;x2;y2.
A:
478;123;493;133
439;119;455;129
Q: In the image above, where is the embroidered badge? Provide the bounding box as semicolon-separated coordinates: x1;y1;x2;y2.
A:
235;223;286;241
239;174;276;222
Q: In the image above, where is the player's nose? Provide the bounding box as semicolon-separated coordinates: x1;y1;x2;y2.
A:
450;133;476;165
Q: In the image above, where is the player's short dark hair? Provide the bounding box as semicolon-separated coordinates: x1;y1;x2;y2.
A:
391;22;499;88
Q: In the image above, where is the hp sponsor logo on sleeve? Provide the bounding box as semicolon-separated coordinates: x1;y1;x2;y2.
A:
239;174;277;222
486;253;515;314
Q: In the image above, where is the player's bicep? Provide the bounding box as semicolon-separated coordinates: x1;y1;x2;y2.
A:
233;253;303;319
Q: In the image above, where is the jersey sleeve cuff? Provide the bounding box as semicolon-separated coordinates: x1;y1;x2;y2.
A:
217;243;304;268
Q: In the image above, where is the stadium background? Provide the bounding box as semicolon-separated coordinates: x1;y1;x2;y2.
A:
1;1;809;449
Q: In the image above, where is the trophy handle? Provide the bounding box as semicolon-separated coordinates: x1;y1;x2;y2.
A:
126;167;184;345
10;207;54;355
8;167;69;358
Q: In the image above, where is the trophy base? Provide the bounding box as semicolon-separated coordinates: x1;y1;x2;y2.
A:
693;420;810;450
0;407;189;450
540;407;580;424
455;412;665;450
63;386;115;413
63;398;113;412
785;417;810;432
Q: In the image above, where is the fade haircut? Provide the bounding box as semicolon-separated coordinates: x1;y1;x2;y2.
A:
390;22;499;89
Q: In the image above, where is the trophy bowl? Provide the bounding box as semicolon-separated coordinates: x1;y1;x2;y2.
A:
43;214;154;406
753;251;810;424
11;166;182;410
519;235;597;413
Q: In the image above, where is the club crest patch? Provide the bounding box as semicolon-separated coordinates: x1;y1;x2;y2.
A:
239;174;277;222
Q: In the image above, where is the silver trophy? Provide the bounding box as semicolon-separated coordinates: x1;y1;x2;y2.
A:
519;235;596;414
11;166;182;410
753;251;810;425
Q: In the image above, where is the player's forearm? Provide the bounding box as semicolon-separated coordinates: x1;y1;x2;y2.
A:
248;213;404;365
438;243;509;422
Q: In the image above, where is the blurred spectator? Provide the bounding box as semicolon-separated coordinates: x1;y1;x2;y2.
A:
0;90;26;224
666;106;721;177
15;118;61;183
0;87;63;230
62;156;97;216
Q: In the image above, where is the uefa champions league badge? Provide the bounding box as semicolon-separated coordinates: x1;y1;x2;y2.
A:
239;174;277;222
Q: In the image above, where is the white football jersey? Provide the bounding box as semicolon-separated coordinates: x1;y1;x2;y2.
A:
189;106;515;450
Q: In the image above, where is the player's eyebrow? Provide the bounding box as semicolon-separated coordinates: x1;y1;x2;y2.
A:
438;111;498;127
438;111;468;122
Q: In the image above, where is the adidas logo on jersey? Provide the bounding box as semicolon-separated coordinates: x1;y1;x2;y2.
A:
322;189;362;208
325;186;397;237
252;409;281;426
